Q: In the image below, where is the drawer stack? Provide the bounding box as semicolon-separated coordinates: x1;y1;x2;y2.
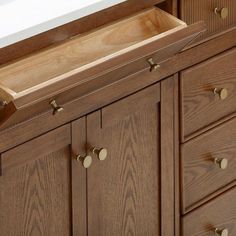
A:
180;48;236;235
180;0;236;44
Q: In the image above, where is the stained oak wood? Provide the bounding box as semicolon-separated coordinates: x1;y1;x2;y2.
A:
0;7;205;126
84;80;175;235
180;0;236;44
180;47;236;140
173;75;180;236
0;125;72;236
160;77;175;236
0;8;185;97
181;117;236;213
102;83;160;127
1;125;70;174
0;25;233;153
86;83;161;235
182;186;236;236
71;118;87;236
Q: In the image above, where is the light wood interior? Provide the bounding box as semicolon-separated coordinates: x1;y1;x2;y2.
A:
0;8;186;100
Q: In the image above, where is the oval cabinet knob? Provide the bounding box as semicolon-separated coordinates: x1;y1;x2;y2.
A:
147;58;160;72
215;228;229;236
214;88;228;100
214;7;229;19
93;147;108;161
50;100;64;115
77;154;93;168
214;158;228;170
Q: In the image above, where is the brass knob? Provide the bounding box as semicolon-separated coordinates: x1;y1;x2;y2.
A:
50;100;64;115
76;154;92;168
213;88;228;100
214;158;228;170
215;228;229;236
147;58;160;72
214;7;229;19
92;147;108;161
0;100;7;109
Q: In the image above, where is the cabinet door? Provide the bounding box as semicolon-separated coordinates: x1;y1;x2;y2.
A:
85;79;175;236
0;125;72;236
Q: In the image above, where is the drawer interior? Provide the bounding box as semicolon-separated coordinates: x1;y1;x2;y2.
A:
0;8;186;102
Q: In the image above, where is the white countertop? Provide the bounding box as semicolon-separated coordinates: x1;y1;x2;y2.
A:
0;0;126;48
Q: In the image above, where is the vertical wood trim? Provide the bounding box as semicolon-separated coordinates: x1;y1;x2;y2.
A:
174;74;180;236
0;154;2;176
159;0;178;16
86;110;102;236
160;77;175;236
71;118;87;236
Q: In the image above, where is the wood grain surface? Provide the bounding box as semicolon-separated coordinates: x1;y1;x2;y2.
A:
180;0;236;44
0;147;72;236
180;47;236;140
0;9;205;116
182;186;236;236
0;26;233;153
181;117;236;213
0;125;72;235
0;8;184;95
86;84;161;235
160;77;175;236
71;117;87;236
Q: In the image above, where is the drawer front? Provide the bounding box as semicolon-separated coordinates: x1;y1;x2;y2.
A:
181;0;236;43
182;187;236;236
181;118;236;212
180;47;236;140
0;7;205;131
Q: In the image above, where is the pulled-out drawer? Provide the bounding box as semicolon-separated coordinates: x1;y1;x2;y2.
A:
181;118;236;213
180;0;236;44
182;186;236;236
0;7;205;130
180;47;236;141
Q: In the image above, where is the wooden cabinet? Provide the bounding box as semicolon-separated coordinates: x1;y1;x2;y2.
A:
0;1;235;236
71;79;175;236
0;79;175;235
0;125;72;236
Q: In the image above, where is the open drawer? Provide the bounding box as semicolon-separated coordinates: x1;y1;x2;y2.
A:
0;7;205;129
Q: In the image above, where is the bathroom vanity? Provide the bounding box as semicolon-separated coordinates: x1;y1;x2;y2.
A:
0;0;235;235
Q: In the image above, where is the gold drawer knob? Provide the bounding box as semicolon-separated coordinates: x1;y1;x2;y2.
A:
214;158;228;170
213;88;228;100
92;147;108;161
0;100;7;109
77;154;93;169
147;58;160;72
215;228;229;236
50;100;64;115
214;7;229;19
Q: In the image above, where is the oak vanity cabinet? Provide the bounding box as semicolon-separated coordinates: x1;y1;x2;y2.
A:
0;4;206;236
0;125;72;236
72;79;175;236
